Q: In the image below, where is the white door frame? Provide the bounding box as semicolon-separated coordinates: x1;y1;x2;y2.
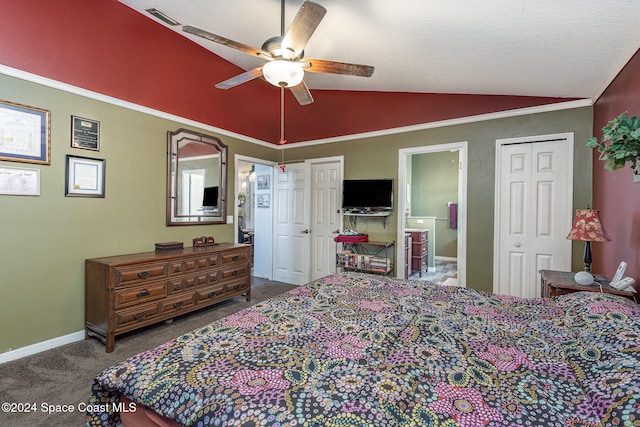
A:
234;155;277;280
397;142;468;287
492;132;574;296
234;155;278;242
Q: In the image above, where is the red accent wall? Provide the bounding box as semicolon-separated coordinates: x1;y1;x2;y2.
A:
592;48;640;284
0;0;575;144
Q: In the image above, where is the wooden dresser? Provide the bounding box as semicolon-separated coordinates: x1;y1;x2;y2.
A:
406;229;428;277
85;243;251;352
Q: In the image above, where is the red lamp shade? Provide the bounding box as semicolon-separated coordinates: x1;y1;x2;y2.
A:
566;209;610;242
566;209;610;273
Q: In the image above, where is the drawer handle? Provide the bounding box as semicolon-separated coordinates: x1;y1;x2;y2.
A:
172;302;184;309
136;289;150;298
208;291;217;298
231;255;240;261
231;270;240;276
174;283;181;290
134;311;147;320
137;271;152;279
234;284;241;290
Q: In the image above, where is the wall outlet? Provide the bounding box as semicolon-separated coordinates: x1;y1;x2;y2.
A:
227;215;233;224
417;219;424;224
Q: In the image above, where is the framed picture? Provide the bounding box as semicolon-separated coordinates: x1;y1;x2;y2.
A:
0;166;40;196
0;100;50;165
257;194;270;208
71;116;100;151
65;155;105;197
257;174;270;190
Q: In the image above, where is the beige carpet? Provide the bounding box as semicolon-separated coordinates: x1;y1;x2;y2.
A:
0;279;295;427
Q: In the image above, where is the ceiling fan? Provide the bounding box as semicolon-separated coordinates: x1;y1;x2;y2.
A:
182;0;375;105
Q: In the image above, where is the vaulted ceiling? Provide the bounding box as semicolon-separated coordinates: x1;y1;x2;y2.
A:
2;1;640;145
121;0;640;100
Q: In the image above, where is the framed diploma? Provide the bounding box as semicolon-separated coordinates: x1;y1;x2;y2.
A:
0;100;51;165
65;155;106;197
71;116;100;150
0;166;40;196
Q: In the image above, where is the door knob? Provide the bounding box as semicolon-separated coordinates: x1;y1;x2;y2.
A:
514;243;521;247
332;229;340;234
301;229;310;234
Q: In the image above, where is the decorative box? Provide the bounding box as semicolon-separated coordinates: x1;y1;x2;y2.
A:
155;241;184;251
193;236;216;247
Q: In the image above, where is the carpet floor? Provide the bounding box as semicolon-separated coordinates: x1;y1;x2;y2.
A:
0;278;295;427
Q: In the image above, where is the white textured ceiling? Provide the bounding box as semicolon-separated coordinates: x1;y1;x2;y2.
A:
119;0;640;100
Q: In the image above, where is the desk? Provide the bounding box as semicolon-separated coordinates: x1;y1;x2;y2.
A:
539;270;636;302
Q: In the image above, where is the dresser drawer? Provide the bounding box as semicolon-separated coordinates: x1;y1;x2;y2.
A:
159;293;195;315
412;243;427;256
409;230;428;242
115;282;167;309
115;263;167;287
167;270;222;294
167;276;197;294
220;249;250;265
115;303;160;330
226;278;250;294
168;254;221;275
195;283;227;305
221;263;250;280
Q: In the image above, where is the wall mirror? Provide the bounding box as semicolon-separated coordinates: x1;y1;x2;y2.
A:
167;128;227;225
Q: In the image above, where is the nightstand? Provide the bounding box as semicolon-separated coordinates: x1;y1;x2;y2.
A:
539;270;637;302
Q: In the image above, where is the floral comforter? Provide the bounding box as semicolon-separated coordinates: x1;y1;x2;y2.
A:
87;272;640;426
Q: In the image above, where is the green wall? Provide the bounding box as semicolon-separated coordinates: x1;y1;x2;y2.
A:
0;74;278;353
0;71;593;354
411;151;459;258
284;107;594;291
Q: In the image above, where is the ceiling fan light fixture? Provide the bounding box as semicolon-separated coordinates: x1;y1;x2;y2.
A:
263;60;304;88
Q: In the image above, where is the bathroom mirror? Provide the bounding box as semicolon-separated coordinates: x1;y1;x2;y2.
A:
167;128;227;225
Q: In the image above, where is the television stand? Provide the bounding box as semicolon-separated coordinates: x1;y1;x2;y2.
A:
343;210;390;227
337;241;395;276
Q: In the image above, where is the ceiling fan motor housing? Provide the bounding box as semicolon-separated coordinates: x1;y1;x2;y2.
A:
261;36;301;60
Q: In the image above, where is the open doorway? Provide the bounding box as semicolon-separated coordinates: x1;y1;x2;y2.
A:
235;156;276;280
397;142;467;287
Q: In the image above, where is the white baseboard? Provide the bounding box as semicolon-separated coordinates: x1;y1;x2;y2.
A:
435;256;458;262
0;330;85;365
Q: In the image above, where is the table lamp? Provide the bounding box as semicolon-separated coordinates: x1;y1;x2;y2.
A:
566;209;610;282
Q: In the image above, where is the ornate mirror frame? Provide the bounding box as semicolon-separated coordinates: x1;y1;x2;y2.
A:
166;128;227;226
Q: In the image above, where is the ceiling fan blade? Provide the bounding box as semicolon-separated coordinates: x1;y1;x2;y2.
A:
282;1;327;57
289;80;314;105
215;67;264;89
302;59;375;77
183;25;271;59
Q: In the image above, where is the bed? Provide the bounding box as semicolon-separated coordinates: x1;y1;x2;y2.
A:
87;272;640;426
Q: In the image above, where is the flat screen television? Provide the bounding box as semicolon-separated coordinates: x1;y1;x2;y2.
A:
202;186;219;208
342;179;393;211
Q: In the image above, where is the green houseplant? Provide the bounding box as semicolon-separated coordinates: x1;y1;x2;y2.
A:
587;111;640;171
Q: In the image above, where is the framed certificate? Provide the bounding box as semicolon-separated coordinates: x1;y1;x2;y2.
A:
0;100;51;165
0;166;40;196
71;116;100;151
65;155;106;197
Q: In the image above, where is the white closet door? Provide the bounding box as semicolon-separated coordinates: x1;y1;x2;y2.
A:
495;135;573;298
